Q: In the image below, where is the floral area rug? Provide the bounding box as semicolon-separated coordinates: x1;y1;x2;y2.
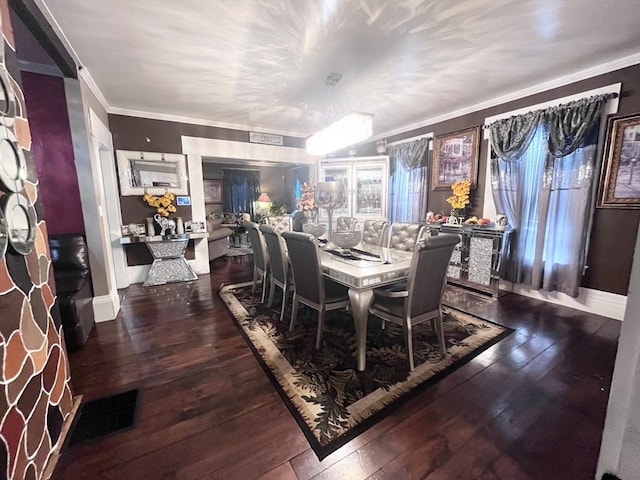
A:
219;282;513;459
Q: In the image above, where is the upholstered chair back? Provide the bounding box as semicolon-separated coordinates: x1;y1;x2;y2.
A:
281;231;323;305
267;216;293;233
407;234;460;317
259;225;287;286
387;223;425;251
362;219;388;246
245;221;268;272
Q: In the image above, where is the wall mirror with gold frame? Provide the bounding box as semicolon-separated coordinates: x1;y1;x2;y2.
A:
116;150;188;196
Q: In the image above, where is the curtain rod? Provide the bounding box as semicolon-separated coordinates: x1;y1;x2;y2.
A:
387;133;433;147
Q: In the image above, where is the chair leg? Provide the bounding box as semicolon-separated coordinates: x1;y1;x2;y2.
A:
315;306;326;349
268;276;276;307
433;315;447;359
260;272;268;304
252;268;258;298
404;318;415;371
279;284;288;323
289;294;299;331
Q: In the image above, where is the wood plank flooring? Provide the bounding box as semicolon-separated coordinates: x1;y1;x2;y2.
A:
53;255;620;479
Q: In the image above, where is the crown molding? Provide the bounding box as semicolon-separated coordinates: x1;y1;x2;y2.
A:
78;67;110;112
370;52;640;143
108;106;308;138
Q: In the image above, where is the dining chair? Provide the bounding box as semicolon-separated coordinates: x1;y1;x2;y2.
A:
281;231;350;349
336;217;359;231
259;224;291;322
362;219;388;246
245;221;269;303
267;216;293;233
386;222;425;251
368;233;461;371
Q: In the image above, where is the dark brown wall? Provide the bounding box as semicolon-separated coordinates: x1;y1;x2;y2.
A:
109;115;306;265
357;64;640;295
109;115;306;153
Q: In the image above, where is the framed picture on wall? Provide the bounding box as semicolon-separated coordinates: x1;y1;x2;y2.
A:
598;113;640;209
431;126;480;190
203;179;223;203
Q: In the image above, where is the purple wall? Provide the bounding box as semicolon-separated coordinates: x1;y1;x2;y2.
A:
21;72;85;235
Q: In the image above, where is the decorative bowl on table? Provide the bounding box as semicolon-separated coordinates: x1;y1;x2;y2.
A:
331;230;362;250
302;223;326;238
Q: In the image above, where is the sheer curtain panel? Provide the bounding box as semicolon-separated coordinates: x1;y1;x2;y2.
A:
489;93;613;297
387;137;430;223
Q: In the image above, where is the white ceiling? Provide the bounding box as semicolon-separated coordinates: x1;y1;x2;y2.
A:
40;0;640;138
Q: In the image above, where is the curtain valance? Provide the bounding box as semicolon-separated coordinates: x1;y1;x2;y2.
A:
488;92;616;162
388;137;430;173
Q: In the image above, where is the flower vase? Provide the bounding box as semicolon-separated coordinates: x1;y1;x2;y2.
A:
146;217;156;236
457;208;467;225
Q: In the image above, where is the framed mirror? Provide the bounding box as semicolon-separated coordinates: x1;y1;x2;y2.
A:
0;127;27;193
116;150;188;196
2;192;36;255
0;205;7;259
0;69;14;116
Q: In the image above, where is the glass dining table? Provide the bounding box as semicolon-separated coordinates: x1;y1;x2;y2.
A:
318;244;414;371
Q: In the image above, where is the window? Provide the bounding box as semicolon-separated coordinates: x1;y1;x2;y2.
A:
490;93;611;297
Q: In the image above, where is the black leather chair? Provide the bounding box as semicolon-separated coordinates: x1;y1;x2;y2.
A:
48;234;95;352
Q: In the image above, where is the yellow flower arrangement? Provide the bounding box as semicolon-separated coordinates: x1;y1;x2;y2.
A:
446;179;471;211
143;191;177;217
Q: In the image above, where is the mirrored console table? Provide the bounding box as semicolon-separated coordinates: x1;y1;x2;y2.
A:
120;233;207;286
424;224;513;297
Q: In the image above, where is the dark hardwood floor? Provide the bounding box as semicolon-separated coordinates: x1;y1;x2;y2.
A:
53;255;620;479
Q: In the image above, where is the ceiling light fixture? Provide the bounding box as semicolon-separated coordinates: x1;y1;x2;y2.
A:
306;73;374;156
306;112;374;156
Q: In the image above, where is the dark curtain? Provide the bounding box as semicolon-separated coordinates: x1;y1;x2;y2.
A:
488;93;613;296
223;169;260;217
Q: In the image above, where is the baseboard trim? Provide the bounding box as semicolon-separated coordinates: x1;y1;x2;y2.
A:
93;291;121;322
502;281;627;321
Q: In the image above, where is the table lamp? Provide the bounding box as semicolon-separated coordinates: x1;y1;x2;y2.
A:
256;192;272;215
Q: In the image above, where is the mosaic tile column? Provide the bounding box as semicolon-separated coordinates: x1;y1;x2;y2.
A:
0;5;74;480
